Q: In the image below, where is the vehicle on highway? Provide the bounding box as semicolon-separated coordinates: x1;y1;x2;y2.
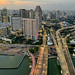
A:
47;41;53;46
70;39;75;44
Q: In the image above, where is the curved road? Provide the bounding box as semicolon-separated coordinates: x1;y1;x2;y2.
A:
29;53;35;75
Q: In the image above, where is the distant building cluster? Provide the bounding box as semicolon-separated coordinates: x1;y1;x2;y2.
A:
0;6;75;40
42;10;75;21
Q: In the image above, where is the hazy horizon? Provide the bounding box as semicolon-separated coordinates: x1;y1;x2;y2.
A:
0;0;75;10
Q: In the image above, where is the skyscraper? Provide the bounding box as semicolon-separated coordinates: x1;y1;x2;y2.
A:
0;27;7;36
35;6;42;31
11;17;22;31
20;9;29;18
29;9;34;19
22;18;37;40
56;10;60;20
20;9;26;18
1;8;8;23
0;10;2;22
21;6;42;40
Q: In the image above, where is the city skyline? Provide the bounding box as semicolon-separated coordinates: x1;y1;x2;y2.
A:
0;0;75;10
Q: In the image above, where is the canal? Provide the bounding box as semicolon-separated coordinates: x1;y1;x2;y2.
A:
0;55;31;75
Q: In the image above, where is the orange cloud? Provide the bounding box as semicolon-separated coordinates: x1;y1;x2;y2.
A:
0;0;34;5
15;1;34;5
0;0;9;5
0;0;43;9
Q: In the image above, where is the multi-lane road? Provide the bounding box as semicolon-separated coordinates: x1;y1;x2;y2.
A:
49;26;75;75
34;30;48;75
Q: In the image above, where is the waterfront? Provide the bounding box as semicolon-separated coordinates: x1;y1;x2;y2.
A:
0;55;31;75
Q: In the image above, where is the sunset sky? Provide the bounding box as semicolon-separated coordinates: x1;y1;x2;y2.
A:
0;0;75;10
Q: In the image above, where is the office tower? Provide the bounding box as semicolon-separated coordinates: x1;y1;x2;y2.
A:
35;6;42;31
29;9;34;19
20;9;26;18
42;14;47;21
12;10;20;17
1;8;8;23
0;10;2;22
0;27;7;36
47;12;51;19
11;17;22;31
20;9;29;18
56;10;60;20
22;18;37;40
25;10;29;18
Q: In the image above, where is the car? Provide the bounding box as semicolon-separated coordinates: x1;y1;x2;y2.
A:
70;39;75;44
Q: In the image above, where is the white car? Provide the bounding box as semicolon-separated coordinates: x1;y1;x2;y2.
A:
47;41;53;46
70;39;75;44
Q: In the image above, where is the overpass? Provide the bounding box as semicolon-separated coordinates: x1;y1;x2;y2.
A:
49;25;75;75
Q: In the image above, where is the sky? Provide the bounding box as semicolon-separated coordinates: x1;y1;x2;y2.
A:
0;0;75;10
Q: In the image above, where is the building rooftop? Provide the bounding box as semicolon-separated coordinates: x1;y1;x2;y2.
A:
0;22;10;27
35;6;42;12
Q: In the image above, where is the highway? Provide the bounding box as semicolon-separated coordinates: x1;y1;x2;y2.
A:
34;30;48;75
50;29;70;75
49;26;75;75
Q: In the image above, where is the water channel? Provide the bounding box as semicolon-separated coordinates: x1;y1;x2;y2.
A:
48;58;75;75
0;55;75;75
0;55;31;75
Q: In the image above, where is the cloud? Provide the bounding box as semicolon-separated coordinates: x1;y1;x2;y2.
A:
8;1;15;3
7;0;15;5
16;0;49;1
0;0;75;10
8;0;50;2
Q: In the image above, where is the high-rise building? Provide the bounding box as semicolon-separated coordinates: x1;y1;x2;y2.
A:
29;9;34;19
20;9;29;18
20;9;26;18
56;10;60;20
47;12;51;19
0;10;2;22
47;12;56;20
1;8;8;23
42;14;47;21
35;6;42;31
0;27;7;36
11;17;22;31
22;18;37;40
12;10;20;17
25;10;29;18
